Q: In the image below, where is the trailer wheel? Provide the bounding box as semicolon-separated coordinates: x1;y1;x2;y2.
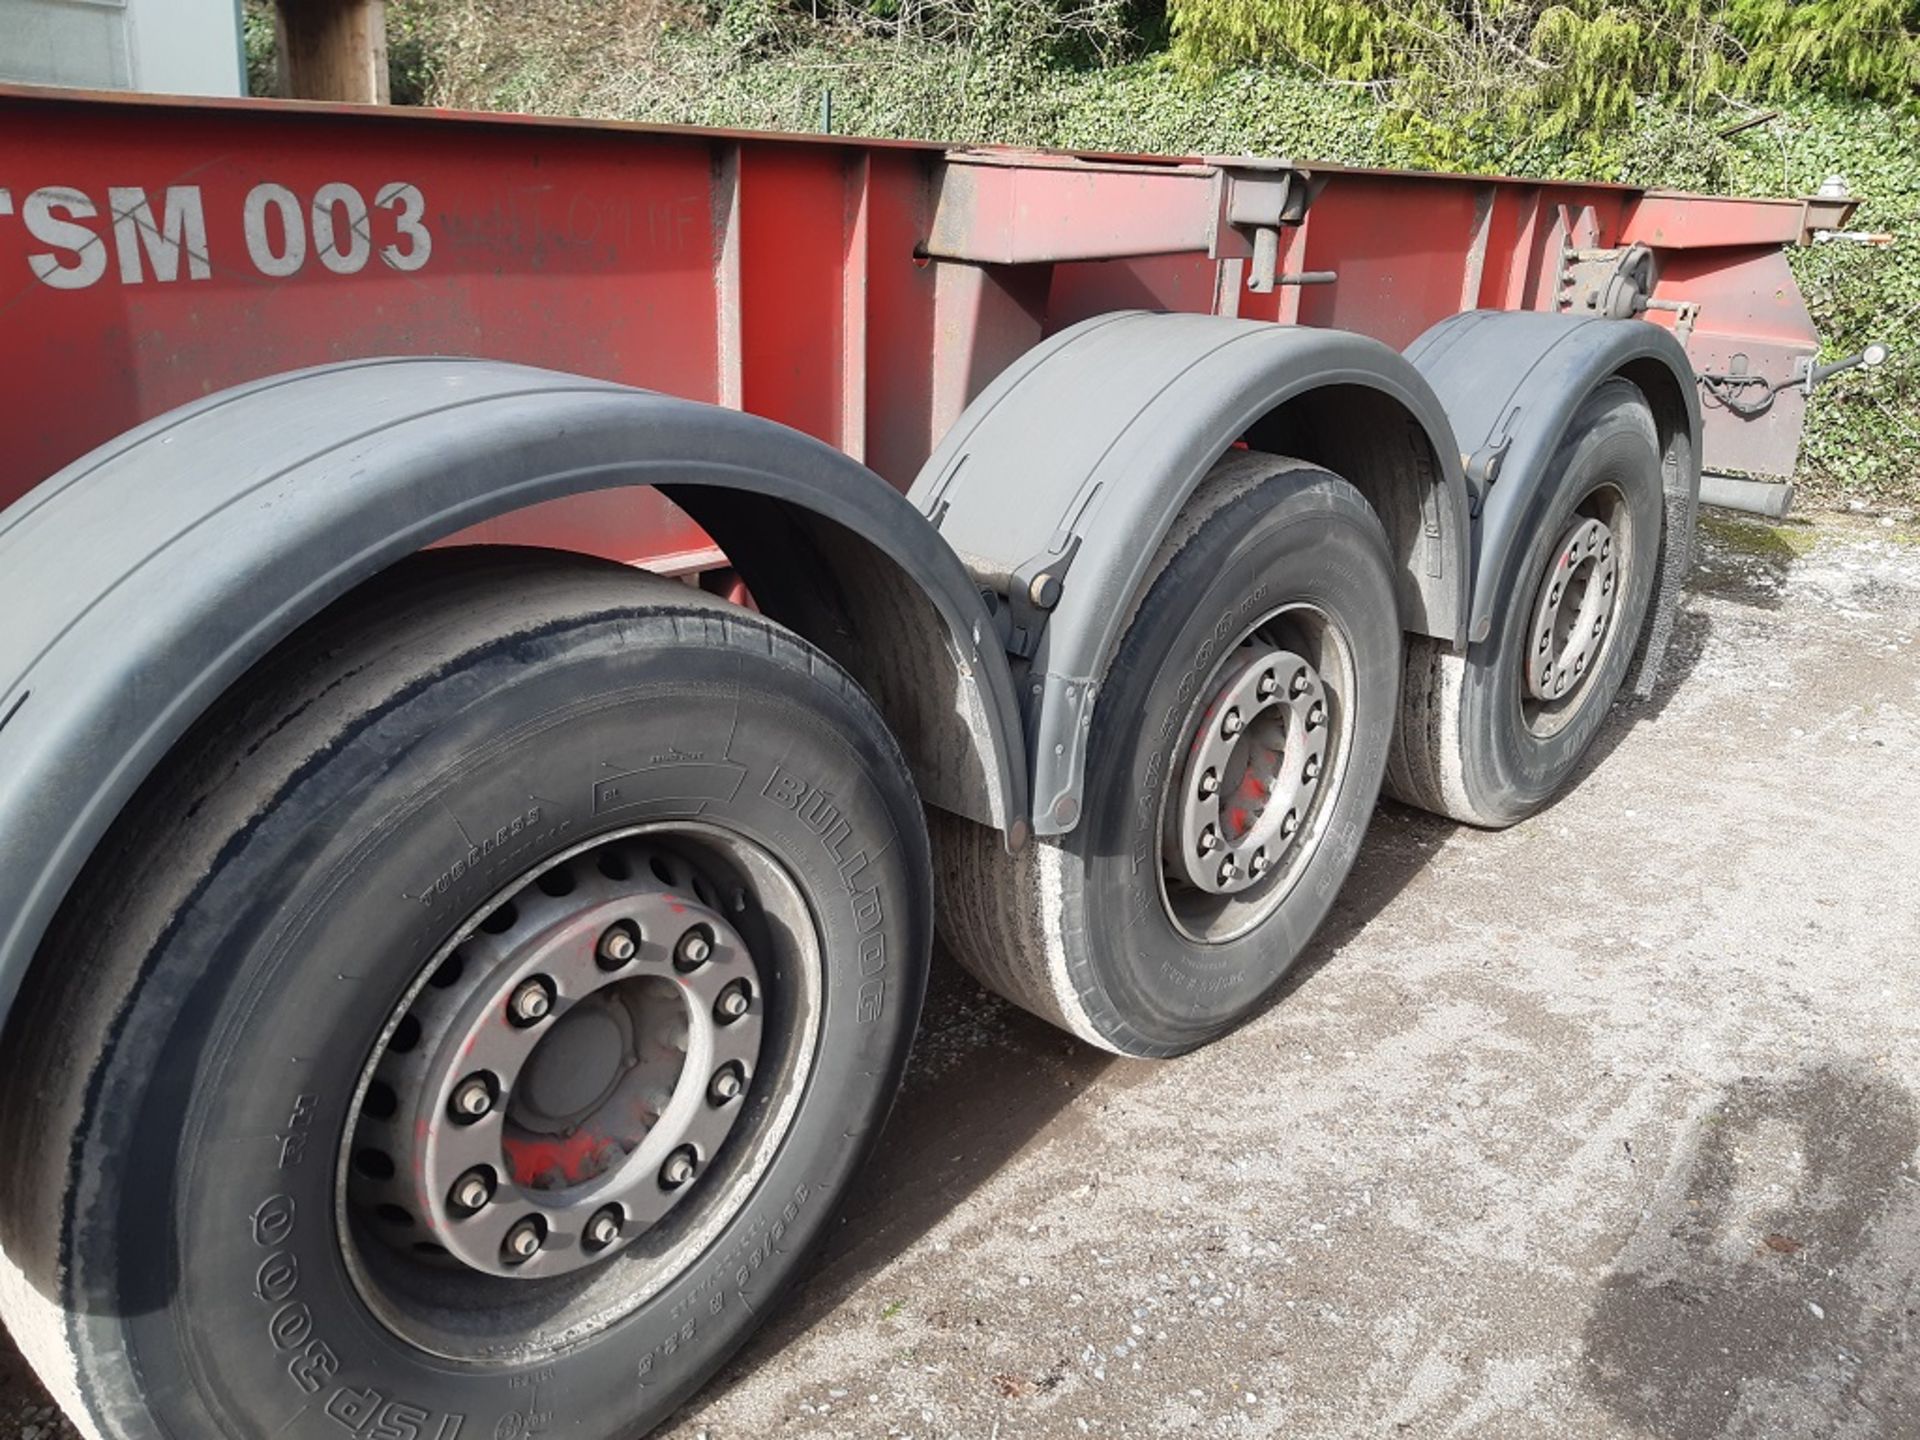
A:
938;454;1400;1057
0;551;929;1440
1390;379;1664;826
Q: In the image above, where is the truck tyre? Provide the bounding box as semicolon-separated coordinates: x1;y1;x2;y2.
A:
937;453;1400;1057
0;550;929;1440
1389;379;1664;827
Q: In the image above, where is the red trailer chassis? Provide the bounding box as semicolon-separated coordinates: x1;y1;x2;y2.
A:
0;83;1858;1440
0;85;1848;546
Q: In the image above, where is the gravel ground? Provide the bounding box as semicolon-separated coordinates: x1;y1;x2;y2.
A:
5;509;1918;1440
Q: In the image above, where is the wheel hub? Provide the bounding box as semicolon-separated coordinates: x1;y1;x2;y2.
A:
1525;515;1618;702
1167;642;1329;896
347;839;764;1280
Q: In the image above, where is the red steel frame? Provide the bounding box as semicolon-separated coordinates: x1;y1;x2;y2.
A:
0;85;1846;567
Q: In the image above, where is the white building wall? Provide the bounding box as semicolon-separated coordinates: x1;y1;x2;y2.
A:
0;0;243;96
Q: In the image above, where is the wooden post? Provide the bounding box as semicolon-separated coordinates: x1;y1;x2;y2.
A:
274;0;390;104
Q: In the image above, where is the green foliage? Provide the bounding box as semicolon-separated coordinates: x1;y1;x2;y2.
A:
242;0;277;96
1728;0;1920;103
387;3;443;104
1171;0;1920;146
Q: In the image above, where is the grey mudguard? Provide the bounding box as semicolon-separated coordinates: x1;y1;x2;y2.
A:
0;358;1027;1028
1406;310;1702;663
909;311;1473;837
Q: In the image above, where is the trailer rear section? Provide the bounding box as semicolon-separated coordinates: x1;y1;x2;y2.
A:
0;86;1856;1440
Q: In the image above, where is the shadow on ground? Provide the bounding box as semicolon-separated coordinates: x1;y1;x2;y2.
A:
1584;1062;1920;1439
678;797;1457;1415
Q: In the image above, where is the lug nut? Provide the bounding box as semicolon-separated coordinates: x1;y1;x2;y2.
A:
450;1074;494;1121
1222;708;1244;738
1257;671;1278;699
675;930;713;971
1198;768;1220;798
450;1167;494;1214
1291;669;1312;697
598;925;638;968
502;1217;545;1263
583;1206;624;1251
1306;702;1326;731
1218;857;1238;885
709;1064;746;1105
1303;755;1322;783
1197;825;1220;856
1250;849;1270;877
714;983;752;1023
1281;810;1299;838
508;977;553;1026
661;1147;698;1189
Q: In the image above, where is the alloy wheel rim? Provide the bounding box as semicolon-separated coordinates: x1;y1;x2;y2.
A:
336;821;821;1360
1520;484;1630;737
1156;603;1355;945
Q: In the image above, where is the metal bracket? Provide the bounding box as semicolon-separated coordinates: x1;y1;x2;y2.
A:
1560;242;1658;318
960;535;1081;662
1213;164;1321;293
1463;405;1519;513
1647;298;1699;347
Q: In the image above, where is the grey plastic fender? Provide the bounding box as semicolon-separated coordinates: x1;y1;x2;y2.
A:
0;357;1027;1029
910;311;1473;836
1407;309;1702;685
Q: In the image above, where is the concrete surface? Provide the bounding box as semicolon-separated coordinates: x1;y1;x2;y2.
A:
5;510;1918;1440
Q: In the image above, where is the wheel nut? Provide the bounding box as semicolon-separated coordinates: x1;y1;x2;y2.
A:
502;1217;545;1263
508;978;553;1026
450;1074;494;1121
1222;708;1244;738
714;982;752;1023
675;930;713;970
450;1167;494;1213
1250;849;1270;877
1306;702;1326;731
709;1064;746;1105
661;1147;698;1189
1198;768;1220;798
1281;809;1299;838
1198;826;1220;856
598;925;638;968
584;1206;623;1251
1218;857;1238;885
1303;755;1322;782
1291;669;1312;697
1257;671;1278;698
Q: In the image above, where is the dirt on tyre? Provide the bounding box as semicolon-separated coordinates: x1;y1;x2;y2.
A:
0;550;930;1440
1389;377;1665;827
939;452;1402;1058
